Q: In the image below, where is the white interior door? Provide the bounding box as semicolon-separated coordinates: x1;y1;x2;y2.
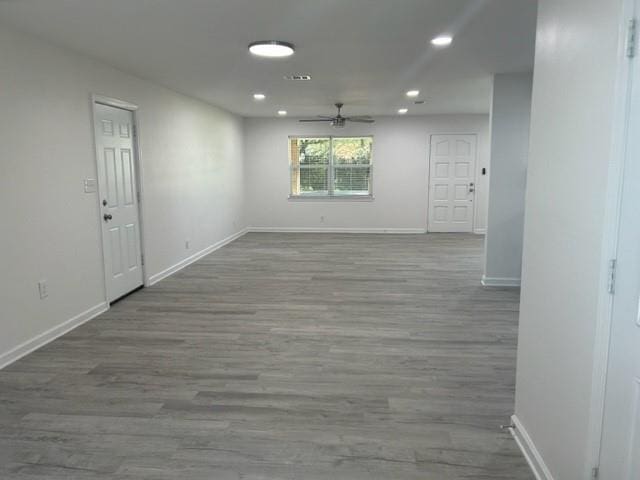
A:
599;18;640;478
428;134;477;232
94;102;144;302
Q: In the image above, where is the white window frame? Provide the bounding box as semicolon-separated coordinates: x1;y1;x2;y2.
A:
288;135;374;201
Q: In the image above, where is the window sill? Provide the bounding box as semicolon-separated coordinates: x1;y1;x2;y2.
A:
288;195;374;202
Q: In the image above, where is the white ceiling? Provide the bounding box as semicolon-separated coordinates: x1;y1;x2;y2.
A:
0;0;537;117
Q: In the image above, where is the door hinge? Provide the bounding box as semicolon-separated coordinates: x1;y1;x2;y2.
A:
627;18;637;58
141;253;145;266
132;125;138;137
608;259;617;294
591;466;599;479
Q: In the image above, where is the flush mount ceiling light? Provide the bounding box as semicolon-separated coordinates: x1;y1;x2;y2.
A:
431;35;453;47
277;110;288;116
253;93;266;100
249;41;295;58
398;108;409;115
406;90;420;97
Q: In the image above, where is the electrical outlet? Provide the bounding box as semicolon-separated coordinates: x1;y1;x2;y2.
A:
38;280;48;299
185;239;190;250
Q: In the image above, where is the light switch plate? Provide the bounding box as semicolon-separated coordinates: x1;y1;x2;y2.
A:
84;178;97;193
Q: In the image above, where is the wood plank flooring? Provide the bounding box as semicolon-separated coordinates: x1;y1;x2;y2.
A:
0;233;533;479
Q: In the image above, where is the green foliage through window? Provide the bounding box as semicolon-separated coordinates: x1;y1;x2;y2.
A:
290;136;373;197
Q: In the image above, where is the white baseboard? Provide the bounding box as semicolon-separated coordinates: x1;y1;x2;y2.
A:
147;228;249;286
0;302;109;370
247;227;427;234
0;229;249;370
481;275;521;287
510;415;555;480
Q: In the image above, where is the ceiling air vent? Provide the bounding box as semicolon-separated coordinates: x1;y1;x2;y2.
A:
284;74;312;81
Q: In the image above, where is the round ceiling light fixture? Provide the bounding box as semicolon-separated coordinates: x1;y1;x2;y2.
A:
398;108;409;115
431;35;453;47
249;41;295;58
406;90;420;97
277;110;288;116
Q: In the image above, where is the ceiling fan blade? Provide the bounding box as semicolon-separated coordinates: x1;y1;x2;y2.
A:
346;117;375;123
298;105;373;123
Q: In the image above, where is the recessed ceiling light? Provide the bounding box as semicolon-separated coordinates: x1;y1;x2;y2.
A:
431;35;453;47
277;110;287;116
406;90;420;97
398;108;408;115
249;41;295;58
253;93;266;100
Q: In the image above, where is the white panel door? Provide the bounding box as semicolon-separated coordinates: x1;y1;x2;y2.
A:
94;103;143;302
428;134;477;232
599;15;640;477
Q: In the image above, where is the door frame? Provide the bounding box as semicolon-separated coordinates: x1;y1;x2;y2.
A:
426;133;479;233
585;0;639;476
90;93;149;305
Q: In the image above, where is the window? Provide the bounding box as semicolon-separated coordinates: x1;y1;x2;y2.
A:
289;136;373;198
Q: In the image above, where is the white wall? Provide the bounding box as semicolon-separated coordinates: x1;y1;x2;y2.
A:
514;0;625;478
244;115;490;233
0;26;246;365
482;73;532;286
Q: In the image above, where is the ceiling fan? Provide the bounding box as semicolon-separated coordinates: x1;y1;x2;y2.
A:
299;103;374;128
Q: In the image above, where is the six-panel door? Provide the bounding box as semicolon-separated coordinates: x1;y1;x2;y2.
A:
94;103;143;302
599;11;640;474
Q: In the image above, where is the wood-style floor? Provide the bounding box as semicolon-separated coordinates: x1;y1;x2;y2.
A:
0;233;533;479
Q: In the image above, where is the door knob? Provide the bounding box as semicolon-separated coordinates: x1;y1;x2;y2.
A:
103;213;113;221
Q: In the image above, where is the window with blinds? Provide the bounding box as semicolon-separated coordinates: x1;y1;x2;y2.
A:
289;136;373;198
